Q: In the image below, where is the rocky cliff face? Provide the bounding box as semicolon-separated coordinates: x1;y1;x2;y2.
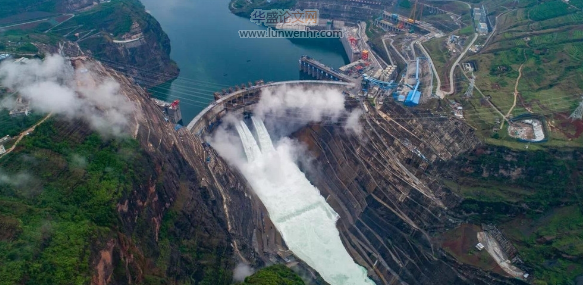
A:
82;61;256;284
64;0;179;88
85;57;536;284
289;100;525;284
85;60;331;284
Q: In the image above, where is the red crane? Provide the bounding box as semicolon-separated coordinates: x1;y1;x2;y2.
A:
170;99;180;109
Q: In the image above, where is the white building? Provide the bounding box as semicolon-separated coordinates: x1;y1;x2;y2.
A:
478;23;488;35
475;243;485;251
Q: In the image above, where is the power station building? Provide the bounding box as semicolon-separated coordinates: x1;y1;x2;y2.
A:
473;6;488;35
152;99;183;124
340;27;361;62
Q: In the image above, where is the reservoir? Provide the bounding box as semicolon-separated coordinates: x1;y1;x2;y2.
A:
140;0;349;121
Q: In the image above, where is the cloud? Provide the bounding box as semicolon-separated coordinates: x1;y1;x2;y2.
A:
0;171;32;187
70;154;87;169
232;263;254;282
254;85;346;122
252;84;363;138
0;54;135;136
344;109;364;135
0;170;42;198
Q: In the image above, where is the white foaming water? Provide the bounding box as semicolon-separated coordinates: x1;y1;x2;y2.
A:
235;121;257;162
235;117;376;285
251;116;274;153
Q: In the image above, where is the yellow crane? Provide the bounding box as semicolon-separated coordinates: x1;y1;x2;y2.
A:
407;0;419;24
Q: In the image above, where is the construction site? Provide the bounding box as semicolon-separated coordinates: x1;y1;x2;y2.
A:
391;57;433;105
508;118;547;143
152;98;183;125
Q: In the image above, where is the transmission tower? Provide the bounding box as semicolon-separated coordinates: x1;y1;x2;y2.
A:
569;98;583;120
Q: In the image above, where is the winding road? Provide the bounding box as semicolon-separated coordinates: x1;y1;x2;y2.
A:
386;38;408;66
0;114;52;159
443;32;478;96
506;64;524;118
381;38;394;66
416;41;442;98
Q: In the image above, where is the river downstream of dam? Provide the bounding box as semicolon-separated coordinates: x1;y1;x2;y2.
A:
230;117;375;285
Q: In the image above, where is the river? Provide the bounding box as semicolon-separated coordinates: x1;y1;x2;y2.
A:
140;0;349;122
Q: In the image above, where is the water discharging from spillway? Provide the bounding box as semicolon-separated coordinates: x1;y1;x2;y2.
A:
235;117;375;285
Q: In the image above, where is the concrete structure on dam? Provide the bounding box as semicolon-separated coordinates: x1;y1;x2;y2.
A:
299;56;356;83
186;80;355;136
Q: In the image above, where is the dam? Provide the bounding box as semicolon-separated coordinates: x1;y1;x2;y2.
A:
186;80;355;136
183;64;482;285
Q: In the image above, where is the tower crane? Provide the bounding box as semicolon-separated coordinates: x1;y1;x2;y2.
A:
361;74;398;92
408;0;419;24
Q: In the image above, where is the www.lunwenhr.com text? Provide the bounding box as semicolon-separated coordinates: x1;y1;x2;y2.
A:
239;28;344;39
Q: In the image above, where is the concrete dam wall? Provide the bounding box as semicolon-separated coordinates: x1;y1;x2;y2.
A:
186;80;353;136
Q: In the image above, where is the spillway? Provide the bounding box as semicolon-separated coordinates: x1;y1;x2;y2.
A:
235;117;375;285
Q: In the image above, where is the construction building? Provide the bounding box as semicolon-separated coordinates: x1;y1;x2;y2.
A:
152;98;183;124
379;65;397;82
9;96;30;117
0;135;10;144
404;58;422;106
339;60;367;73
391;58;432;106
475;243;485;251
0;54;11;62
340;27;361;62
473;5;488;35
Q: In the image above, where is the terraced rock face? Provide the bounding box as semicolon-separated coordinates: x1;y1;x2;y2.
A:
289;101;525;284
82;61;531;284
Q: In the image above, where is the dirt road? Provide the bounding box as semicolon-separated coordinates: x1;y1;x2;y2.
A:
0;113;52;158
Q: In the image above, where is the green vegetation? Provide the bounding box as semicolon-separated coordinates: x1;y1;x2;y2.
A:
571;0;583;8
399;0;412;9
445;145;583;283
422;37;449;78
502;206;583;284
0;0;56;19
62;1;133;37
459;25;474;36
528;1;572;21
239;265;305;285
461;0;583;146
0;110;44;137
0;29;61;55
0;118;234;284
53;0;146;39
0;120;147;284
448;147;582;209
229;0;297;18
440;224;505;275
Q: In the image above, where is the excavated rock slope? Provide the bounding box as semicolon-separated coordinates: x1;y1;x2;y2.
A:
86;60;276;284
291;101;525;285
